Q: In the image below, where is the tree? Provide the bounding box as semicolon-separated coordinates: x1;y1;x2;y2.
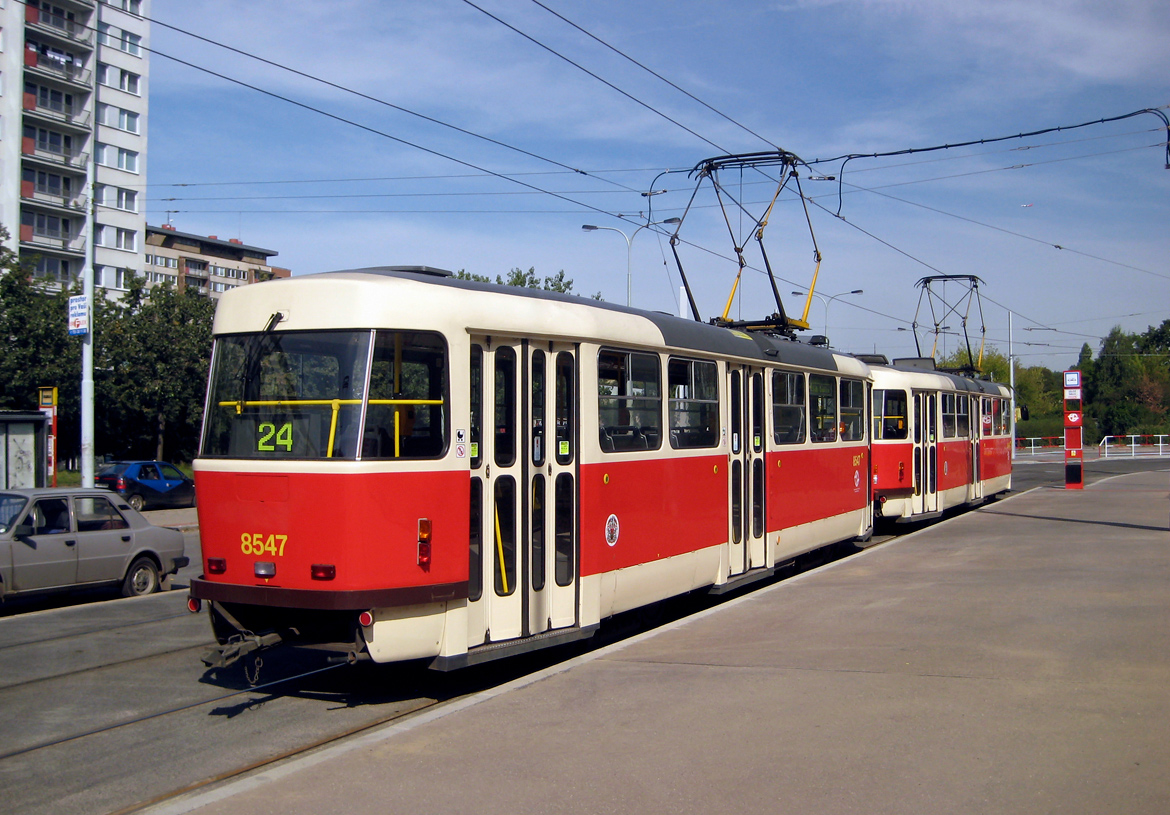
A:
457;267;601;298
95;277;215;461
0;228;83;460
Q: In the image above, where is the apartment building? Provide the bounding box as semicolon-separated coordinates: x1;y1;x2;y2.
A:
144;224;289;297
1;0;148;291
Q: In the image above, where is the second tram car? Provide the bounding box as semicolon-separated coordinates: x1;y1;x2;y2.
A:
188;267;1007;669
870;359;1012;522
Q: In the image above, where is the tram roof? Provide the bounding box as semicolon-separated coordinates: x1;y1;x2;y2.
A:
869;359;1010;396
215;266;864;374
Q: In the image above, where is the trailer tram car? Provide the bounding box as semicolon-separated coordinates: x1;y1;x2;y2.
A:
869;359;1012;523
189;266;893;669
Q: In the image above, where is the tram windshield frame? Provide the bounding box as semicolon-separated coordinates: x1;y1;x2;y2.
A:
200;329;448;461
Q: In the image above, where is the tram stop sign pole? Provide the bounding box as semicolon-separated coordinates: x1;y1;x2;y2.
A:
1063;370;1084;490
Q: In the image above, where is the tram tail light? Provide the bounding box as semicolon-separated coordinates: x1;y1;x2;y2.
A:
207;558;226;574
418;518;432;567
187;597;202;613
358;610;374;627
311;564;336;581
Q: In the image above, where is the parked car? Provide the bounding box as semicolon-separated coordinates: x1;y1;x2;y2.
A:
0;488;188;600
96;461;196;511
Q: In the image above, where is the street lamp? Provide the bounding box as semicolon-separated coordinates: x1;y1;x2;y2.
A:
583;218;681;307
790;289;864;337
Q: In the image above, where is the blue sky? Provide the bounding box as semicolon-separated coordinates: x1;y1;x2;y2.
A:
145;0;1169;370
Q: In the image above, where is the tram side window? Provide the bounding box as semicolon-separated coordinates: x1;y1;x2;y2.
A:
873;388;908;440
956;394;970;438
363;331;448;459
772;371;805;444
839;379;866;441
940;392;971;439
667;358;718;449
809;374;837;443
941;393;958;438
994;397;1010;436
598;349;661;452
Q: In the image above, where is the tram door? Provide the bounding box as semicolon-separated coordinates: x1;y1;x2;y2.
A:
912;391;939;515
728;366;768;577
970;396;984;502
468;338;578;648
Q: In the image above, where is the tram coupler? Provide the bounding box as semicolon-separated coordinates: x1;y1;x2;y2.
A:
327;649;371;665
201;632;284;668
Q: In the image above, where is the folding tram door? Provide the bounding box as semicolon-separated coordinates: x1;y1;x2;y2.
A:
970;395;984;502
468;338;579;649
912;391;939;515
727;365;768;578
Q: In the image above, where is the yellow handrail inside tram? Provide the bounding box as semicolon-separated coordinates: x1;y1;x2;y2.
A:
219;397;444;457
493;503;509;595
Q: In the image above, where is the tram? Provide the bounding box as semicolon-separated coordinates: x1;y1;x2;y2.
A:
188;266;1004;669
869;359;1013;522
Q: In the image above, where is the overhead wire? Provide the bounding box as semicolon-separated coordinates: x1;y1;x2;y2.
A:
526;0;781;150
47;0;1165;353
457;0;737;156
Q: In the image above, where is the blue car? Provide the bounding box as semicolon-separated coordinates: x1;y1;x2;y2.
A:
96;461;196;512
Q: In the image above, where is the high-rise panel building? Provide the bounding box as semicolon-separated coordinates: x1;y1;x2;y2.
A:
1;0;150;292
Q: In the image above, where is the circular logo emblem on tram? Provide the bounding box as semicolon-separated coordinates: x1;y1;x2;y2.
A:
605;514;620;547
854;470;861;489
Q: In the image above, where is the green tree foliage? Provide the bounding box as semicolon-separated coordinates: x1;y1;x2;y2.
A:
0;228;82;454
457;267;601;298
1;225;215;463
1076;324;1170;438
95;277;215;461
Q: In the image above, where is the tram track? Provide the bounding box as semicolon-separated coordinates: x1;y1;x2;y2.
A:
0;661;348;762
0;610;192;652
105;691;444;815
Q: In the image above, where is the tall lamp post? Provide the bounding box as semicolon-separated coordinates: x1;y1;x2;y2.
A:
583;218;681;307
790;288;864;338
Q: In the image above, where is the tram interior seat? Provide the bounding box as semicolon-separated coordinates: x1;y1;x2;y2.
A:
601;425;657;451
670;427;716;448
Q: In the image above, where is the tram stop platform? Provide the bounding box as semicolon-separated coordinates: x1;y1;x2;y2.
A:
156;469;1170;815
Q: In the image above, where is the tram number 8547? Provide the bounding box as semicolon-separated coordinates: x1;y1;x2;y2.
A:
241;533;288;557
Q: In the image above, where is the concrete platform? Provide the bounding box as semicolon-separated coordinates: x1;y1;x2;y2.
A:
152;469;1170;815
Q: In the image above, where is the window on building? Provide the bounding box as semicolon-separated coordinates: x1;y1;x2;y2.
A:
33;257;72;283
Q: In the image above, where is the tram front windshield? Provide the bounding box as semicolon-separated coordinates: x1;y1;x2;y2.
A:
201;329;447;460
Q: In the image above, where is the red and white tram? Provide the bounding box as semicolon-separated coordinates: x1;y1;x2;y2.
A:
869;359;1012;522
188;267;1005;669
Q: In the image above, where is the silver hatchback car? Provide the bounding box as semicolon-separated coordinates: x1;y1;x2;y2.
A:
0;488;188;601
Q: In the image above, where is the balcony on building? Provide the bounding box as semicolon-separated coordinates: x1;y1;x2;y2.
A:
24;45;93;89
24;3;96;46
18;223;87;257
21;135;90;171
21;101;93;135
